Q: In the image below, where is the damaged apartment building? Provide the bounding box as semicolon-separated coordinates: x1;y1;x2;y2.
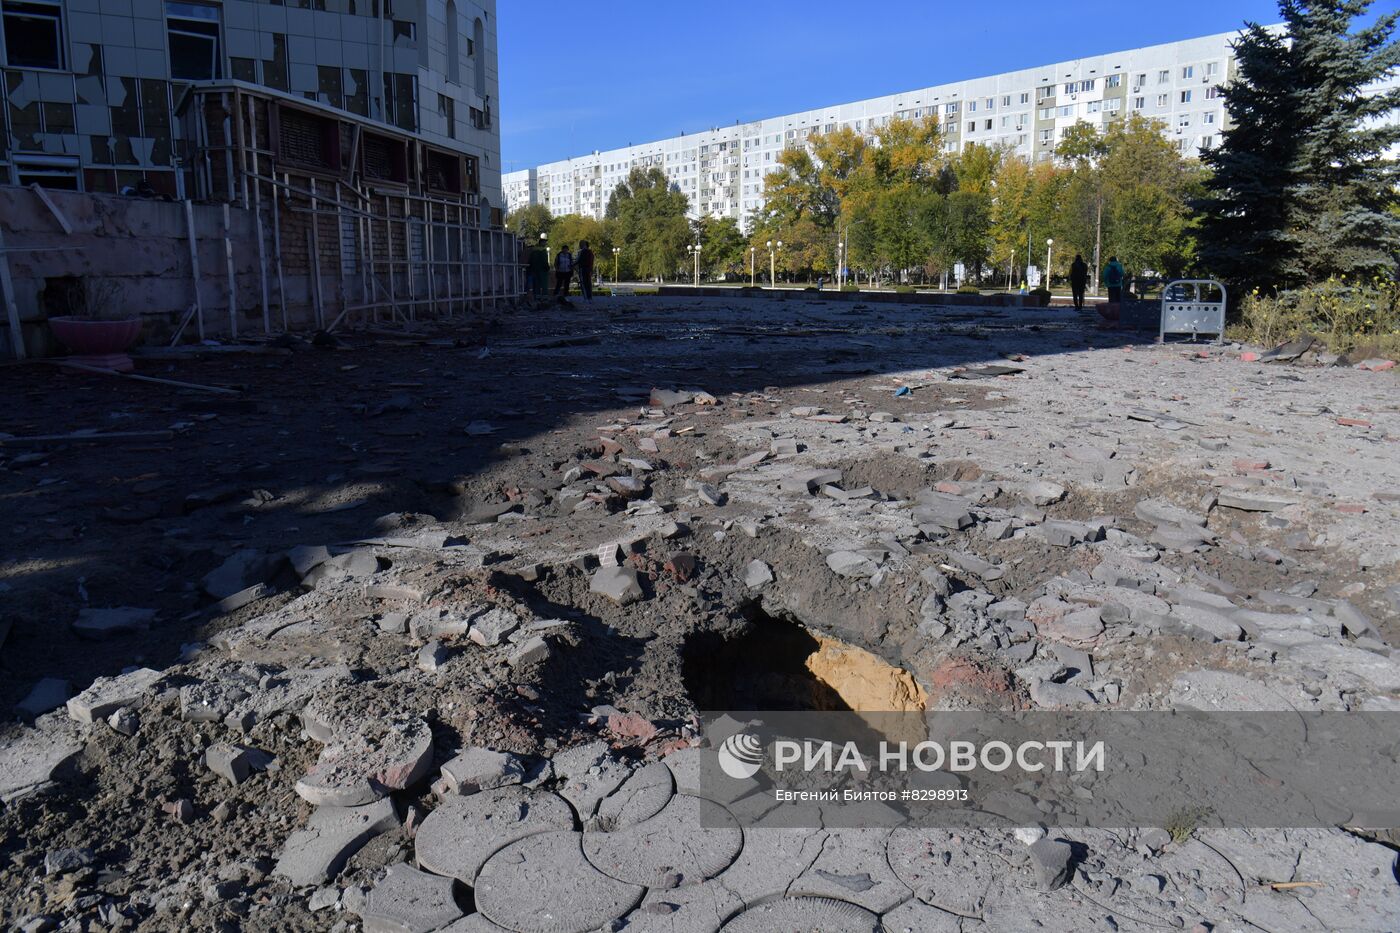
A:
0;0;519;357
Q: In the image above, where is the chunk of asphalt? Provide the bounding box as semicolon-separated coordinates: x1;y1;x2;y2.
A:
721;897;881;932
67;668;162;724
582;795;742;889
273;797;399;888
295;717;435;806
355;863;463;933
414;786;575;885
476;832;644;930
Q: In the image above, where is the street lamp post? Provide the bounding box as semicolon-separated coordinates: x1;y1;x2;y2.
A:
687;243;702;287
767;239;781;288
541;231;549;267
749;246;756;287
1045;238;1054;291
612;246;620;284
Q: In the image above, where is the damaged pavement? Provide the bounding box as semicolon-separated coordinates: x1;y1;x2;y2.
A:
1;296;1399;931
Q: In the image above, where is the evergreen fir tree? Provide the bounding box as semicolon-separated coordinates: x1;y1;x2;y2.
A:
1197;0;1400;293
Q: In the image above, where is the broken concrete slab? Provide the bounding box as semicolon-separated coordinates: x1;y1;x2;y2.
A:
722;897;881;932
590;566;644;605
467;609;521;647
203;549;275;600
507;635;550;669
826;550;881;578
415;787;574;884
417;641;450;673
1023;481;1066;506
0;724;83;803
72;607;155;640
780;469;843;494
356;863;464;933
744;559;773;588
16;679;70;719
1216;493;1296;513
273;797;399;888
474;832;644;932
296;716;435;806
553;741;633;820
438;748;527;796
1027;837;1075;891
67;668;162;724
594;761;674;831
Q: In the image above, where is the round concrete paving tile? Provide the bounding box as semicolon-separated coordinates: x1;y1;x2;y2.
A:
583;794;742;889
595;760;674;830
416;787;575;884
474;830;644;933
720;897;881;932
878;898;967;932
886;828;998;919
627;882;745;933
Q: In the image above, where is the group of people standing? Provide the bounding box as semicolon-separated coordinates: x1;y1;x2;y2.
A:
1067;253;1127;311
524;239;594;305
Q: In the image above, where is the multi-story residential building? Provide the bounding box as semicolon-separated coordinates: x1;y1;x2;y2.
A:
0;0;504;219
504;29;1261;227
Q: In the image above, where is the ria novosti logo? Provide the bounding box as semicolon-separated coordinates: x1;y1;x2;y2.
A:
717;733;765;780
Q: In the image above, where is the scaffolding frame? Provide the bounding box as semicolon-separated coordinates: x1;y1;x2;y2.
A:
178;83;521;339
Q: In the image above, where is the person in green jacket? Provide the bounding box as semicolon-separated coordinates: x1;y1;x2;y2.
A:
527;240;550;304
1102;256;1126;305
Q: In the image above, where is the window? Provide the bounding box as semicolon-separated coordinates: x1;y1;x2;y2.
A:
1133;72;1147;89
424;148;462;193
274;105;341;172
166;1;220;80
1001;95;1011;106
1106;74;1121;88
1205;85;1222;100
1037;85;1055;100
984;118;992;130
4;0;64;69
1086;100;1101;113
1178;113;1191;128
1156;94;1168;107
967;121;976;133
1202;111;1216;124
438;93;454;138
1180;90;1192;103
472;18;485;90
1181;65;1194;79
1205;61;1220;77
1158;70;1170;84
1058;105;1073;118
985;97;994;109
1103;98;1121;113
945;102;958;114
1019;92;1029;104
361;131;409;184
445;0;460;83
967;100;976;112
1039;128;1053;144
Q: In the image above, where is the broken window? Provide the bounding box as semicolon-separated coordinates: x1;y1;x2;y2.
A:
274;105;341;173
445;0;459;83
360;130;408;184
437;93;454;139
166;1;221;81
3;0;64;70
472;17;484;91
15;157;80;190
423;147;460;194
317;64;342;109
383;71;416;132
344;68;368;117
262;34;289;92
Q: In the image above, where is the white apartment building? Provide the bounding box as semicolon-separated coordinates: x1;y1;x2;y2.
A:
505;29;1251;227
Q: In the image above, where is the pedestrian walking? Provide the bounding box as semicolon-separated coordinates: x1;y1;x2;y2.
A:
1069;254;1089;311
527;239;549;304
575;240;595;301
553;244;573;300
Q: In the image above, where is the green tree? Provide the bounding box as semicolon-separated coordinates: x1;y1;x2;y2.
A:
1197;0;1400;292
606;167;691;282
1100;115;1206;281
505;203;552;243
695;215;746;278
548;214;609;257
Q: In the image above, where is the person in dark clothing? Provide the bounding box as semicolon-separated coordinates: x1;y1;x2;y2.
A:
553;245;573;300
1103;256;1125;305
527;241;549;304
1069;254;1089;311
575;240;595;301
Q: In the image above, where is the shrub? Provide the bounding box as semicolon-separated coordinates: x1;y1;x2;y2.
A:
895;285;916;294
840;284;860;292
1237;276;1400;354
956;285;981;295
1028;287;1052;306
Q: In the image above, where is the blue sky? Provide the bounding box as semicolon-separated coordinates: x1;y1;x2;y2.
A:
497;0;1289;171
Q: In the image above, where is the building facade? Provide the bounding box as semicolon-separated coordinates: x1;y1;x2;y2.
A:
505;30;1253;227
0;0;503;219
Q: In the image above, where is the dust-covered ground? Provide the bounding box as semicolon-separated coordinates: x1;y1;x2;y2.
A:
1;295;1398;932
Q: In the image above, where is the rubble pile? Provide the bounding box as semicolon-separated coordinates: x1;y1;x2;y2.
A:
1;296;1397;931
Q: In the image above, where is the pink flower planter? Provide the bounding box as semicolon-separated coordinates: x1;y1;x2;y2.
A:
49;316;143;372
